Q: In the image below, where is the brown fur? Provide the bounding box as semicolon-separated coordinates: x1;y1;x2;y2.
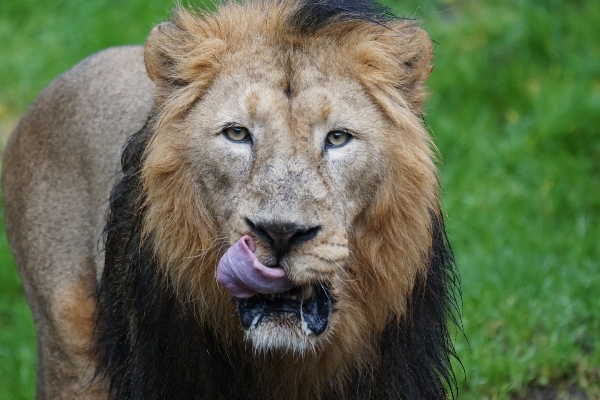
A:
55;282;96;357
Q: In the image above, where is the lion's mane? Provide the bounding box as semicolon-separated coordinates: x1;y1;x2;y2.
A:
93;0;460;399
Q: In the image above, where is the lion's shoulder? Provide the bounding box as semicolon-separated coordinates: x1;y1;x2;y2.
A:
2;45;156;283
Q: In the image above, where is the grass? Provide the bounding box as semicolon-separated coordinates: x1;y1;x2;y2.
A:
0;0;178;117
1;0;599;398
418;1;600;397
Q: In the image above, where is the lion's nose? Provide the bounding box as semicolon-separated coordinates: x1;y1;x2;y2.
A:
245;218;321;260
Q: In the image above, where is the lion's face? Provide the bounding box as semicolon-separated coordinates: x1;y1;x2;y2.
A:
183;52;391;351
141;1;437;360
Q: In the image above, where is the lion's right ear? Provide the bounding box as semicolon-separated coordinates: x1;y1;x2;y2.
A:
144;9;226;123
145;21;184;86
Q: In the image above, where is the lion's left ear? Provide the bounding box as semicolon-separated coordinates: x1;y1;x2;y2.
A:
351;22;434;116
393;23;434;114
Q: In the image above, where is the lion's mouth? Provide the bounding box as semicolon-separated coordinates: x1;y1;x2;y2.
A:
235;284;334;336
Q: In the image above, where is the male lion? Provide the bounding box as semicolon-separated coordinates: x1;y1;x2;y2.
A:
2;0;459;398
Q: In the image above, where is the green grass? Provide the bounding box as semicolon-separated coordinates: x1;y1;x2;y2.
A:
1;0;599;398
417;1;600;397
0;0;176;117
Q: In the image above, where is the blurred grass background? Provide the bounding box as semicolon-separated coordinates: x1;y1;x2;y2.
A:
0;0;598;398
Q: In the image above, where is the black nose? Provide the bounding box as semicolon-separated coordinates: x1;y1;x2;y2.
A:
245;218;321;260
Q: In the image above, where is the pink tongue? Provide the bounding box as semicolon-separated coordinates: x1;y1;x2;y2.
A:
216;236;294;298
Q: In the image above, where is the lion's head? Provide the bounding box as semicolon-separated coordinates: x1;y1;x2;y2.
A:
95;0;458;398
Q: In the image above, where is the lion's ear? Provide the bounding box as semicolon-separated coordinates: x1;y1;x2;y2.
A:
145;21;185;86
144;9;226;122
393;24;434;114
352;22;434;116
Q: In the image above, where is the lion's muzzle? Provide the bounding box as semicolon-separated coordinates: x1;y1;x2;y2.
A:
217;235;335;338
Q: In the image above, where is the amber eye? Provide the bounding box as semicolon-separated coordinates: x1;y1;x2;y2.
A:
325;130;352;148
223;126;251;142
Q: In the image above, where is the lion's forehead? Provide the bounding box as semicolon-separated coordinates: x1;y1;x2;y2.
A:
211;62;383;140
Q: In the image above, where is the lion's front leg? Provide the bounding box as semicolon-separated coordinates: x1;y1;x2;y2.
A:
31;277;106;400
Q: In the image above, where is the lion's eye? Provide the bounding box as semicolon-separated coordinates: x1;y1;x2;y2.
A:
325;130;352;148
223;126;251;142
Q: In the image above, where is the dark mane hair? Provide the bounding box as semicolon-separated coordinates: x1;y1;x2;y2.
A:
288;0;399;34
94;117;255;399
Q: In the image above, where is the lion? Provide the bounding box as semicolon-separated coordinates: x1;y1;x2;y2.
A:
2;0;460;398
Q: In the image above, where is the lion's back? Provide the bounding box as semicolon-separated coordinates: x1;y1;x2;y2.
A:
1;45;154;397
3;45;153;279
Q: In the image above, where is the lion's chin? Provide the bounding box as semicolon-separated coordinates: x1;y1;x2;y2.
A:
235;284;334;354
